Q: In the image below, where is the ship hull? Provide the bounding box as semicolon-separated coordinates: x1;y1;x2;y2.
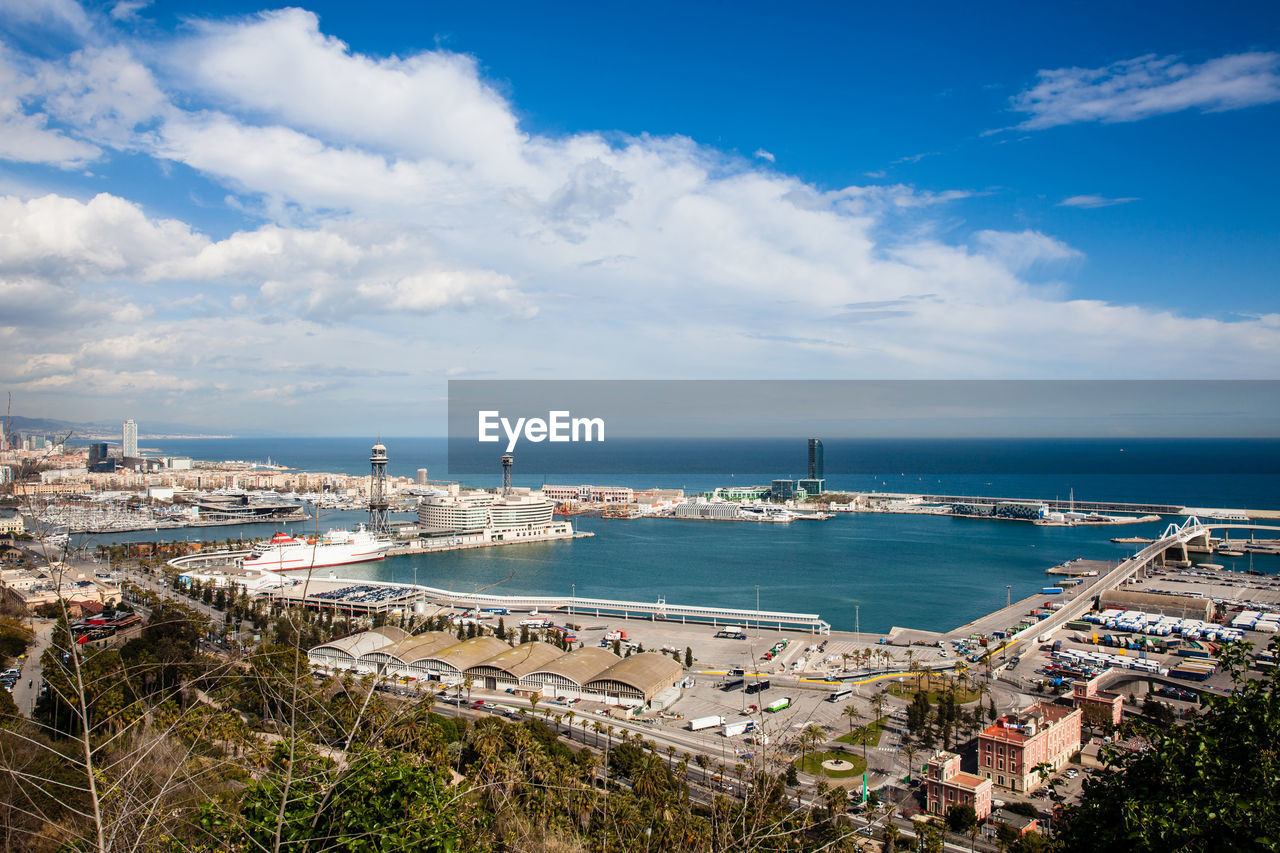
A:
242;527;393;572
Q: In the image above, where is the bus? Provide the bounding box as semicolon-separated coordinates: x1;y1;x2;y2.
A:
826;686;853;702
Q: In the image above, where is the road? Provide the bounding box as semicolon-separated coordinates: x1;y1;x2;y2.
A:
11;619;53;716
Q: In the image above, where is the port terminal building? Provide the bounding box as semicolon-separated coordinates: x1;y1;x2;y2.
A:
308;629;684;707
924;750;993;822
978;703;1083;794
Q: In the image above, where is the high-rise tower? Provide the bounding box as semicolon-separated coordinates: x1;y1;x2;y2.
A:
123;419;138;458
369;441;390;535
501;454;513;496
807;438;823;480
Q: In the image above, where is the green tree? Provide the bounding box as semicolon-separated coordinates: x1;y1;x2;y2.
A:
1056;642;1280;851
201;745;475;851
685;646;694;668
946;802;976;833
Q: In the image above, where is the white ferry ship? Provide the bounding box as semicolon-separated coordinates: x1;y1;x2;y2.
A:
242;525;393;572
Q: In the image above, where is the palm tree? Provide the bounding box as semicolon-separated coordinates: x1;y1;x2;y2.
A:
842;702;863;737
825;784;848;825
695;753;709;786
799;722;826;771
882;822;900;853
870;687;888;723
901;736;918;782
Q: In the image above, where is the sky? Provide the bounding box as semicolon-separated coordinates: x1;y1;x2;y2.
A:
0;1;1278;435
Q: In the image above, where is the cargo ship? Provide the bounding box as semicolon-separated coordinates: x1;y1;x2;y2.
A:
242;525;392;571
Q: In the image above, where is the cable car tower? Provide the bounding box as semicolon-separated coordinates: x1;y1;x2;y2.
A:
369;441;391;535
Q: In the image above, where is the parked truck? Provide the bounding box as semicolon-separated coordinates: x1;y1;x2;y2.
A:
723;720;756;737
689;715;726;732
764;697;791;713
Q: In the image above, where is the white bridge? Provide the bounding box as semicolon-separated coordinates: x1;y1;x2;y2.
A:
1004;517;1280;653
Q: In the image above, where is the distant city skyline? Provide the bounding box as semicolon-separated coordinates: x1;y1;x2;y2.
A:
0;2;1277;434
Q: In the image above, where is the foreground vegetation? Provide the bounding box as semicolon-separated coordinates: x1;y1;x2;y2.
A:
0;550;1276;851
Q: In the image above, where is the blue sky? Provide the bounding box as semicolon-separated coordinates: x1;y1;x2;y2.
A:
0;1;1277;434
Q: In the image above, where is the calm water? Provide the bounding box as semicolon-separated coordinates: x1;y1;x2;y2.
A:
82;508;1279;634
72;436;1280;633
125;436;1280;509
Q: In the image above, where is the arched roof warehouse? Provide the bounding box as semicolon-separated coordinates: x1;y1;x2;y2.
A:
522;646;621;690
585;653;684;703
420;635;511;675
465;641;566;682
357;630;457;671
308;625;409;668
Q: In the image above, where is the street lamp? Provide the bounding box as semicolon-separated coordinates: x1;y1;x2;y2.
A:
755;585;760;638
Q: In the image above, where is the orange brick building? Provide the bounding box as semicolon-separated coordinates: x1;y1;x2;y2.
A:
978;703;1082;794
924;750;993;820
1072;674;1124;728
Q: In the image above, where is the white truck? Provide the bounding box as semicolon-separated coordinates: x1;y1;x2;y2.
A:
689;715;726;732
723;720;756;737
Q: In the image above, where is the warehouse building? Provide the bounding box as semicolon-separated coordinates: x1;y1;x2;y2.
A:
584;653;685;705
465;641;565;690
356;631;457;676
306;626;409;672
522;646;622;699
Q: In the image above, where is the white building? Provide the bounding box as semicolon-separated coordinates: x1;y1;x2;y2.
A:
122;419;138;458
542;484;634;504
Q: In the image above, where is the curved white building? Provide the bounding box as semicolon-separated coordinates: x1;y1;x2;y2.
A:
418;490;555;534
489;494;555;530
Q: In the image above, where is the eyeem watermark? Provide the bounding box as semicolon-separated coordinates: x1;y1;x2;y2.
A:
478;410;605;453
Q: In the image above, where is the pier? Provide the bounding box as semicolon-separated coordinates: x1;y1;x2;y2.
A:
916;493;1184;515
262;577;832;634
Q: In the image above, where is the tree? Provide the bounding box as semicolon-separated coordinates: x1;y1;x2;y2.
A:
1056;642;1280;851
882;822;900;852
1141;695;1176;727
946;802;977;834
202;746;472;851
900;736;919;782
685;646;693;668
842;702;863;737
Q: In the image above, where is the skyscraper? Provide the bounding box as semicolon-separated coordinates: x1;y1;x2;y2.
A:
123;419;138;458
807;438;823;480
416;467;429;485
799;438;825;496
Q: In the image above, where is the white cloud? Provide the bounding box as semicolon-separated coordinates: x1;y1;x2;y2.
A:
0;48;101;167
175;8;531;181
1059;194;1139;209
974;229;1082;272
38;46;167;146
109;0;152;21
891;151;939;165
0;192;206;279
1012;51;1280;129
1;9;1279;431
753;148;775;162
0;0;94;40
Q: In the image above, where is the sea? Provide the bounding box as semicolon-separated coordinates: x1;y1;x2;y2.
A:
77;437;1280;634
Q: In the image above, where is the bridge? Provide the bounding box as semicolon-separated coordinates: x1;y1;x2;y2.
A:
167;550;252;569
1001;518;1280;656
